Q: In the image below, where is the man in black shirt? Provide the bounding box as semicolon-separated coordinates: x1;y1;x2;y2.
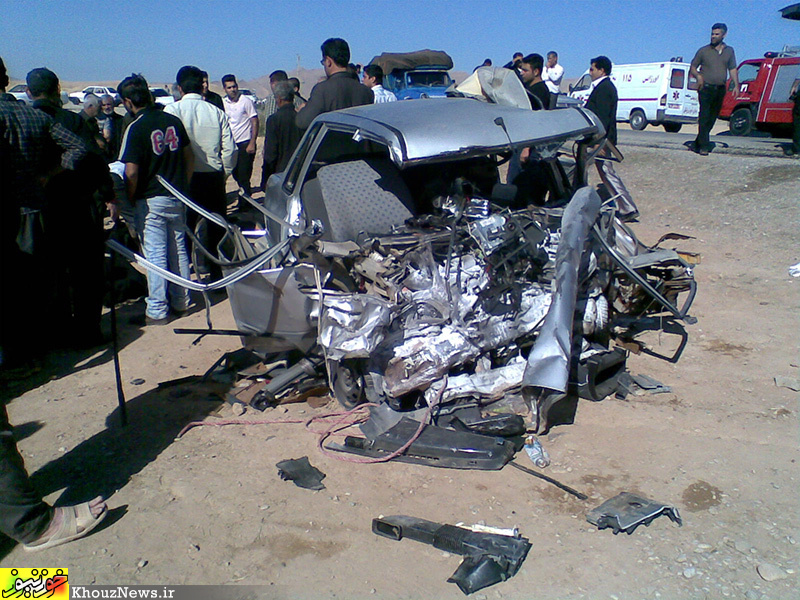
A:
260;82;302;190
201;71;224;111
295;38;373;130
118;74;194;323
520;54;550;111
27;67;111;347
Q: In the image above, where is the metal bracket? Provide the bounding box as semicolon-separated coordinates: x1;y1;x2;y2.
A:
586;491;682;534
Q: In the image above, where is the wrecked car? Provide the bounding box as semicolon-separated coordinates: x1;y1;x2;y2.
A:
254;99;694;432
111;98;697;444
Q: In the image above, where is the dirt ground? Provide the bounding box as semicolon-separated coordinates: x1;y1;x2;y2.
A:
2;143;798;600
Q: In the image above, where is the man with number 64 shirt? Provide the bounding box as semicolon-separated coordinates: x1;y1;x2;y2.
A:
118;73;194;324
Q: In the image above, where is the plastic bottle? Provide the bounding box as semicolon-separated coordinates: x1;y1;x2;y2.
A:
524;435;550;468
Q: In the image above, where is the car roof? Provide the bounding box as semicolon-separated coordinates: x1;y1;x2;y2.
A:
314;98;603;165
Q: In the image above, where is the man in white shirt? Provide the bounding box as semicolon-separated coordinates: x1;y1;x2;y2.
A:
542;51;564;108
362;64;397;103
166;65;236;278
221;73;258;198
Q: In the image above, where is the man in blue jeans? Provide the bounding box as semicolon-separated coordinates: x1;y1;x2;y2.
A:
118;74;194;323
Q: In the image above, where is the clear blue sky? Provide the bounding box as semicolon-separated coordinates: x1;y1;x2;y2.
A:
2;0;797;84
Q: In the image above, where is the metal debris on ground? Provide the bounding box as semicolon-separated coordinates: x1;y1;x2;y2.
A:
372;515;531;594
276;456;326;490
586;491;682;535
616;372;673;398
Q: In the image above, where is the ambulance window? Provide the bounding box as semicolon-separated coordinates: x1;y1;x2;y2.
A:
738;63;760;84
688;75;699;90
670;69;685;89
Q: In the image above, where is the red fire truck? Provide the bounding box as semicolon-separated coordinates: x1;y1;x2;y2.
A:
719;50;800;136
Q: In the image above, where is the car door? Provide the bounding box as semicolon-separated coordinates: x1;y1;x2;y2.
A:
722;61;762;119
569;73;593;105
665;66;698;120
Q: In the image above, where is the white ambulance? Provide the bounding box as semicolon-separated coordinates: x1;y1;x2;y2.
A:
569;61;699;132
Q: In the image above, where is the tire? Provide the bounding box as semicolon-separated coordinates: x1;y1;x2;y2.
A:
663;123;682;133
729;107;754;136
331;359;367;410
629;109;647;131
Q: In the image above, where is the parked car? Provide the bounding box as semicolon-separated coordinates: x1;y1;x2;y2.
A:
68;85;120;106
7;83;31;104
369;50;454;100
570;61;699;132
240;88;260;103
719;51;800;136
149;87;175;106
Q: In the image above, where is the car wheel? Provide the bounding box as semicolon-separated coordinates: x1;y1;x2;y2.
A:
331;359;367;410
629;110;647;131
663;123;682;133
729;107;753;136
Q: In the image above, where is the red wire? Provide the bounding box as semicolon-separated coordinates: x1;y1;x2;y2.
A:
176;381;446;464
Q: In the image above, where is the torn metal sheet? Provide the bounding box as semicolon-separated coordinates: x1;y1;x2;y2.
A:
522;186;602;395
423;357;527;404
226;264;319;354
586;492;682;534
631;373;672;394
319;293;395;360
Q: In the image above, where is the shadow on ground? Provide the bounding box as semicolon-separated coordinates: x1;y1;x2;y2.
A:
0;376;225;561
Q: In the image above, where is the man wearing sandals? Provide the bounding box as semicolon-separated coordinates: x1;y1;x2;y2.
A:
0;57;108;551
1;403;107;550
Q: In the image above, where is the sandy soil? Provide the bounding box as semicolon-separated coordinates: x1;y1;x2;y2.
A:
1;144;798;600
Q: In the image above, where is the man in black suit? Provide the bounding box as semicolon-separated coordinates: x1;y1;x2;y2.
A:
584;55;617;145
583;56;638;220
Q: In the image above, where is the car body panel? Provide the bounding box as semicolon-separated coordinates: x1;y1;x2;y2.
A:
69;85;120;105
149;87;175;106
8;84;31;104
300;99;603;166
240;89;260;104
